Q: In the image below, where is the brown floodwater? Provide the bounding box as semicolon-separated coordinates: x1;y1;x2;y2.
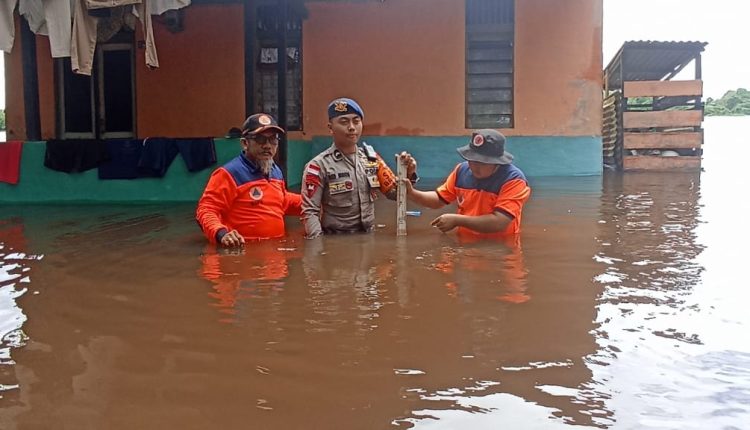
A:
1;117;749;429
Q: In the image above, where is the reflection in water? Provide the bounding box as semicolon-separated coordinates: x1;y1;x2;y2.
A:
429;237;529;304
590;171;748;428
0;190;604;428
0;217;41;420
200;242;300;324
302;235;397;335
1;118;750;429
392;178;606;429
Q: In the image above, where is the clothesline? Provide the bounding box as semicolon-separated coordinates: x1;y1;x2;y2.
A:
0;0;191;75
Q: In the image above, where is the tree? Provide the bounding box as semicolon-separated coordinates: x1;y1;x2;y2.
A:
705;89;750;116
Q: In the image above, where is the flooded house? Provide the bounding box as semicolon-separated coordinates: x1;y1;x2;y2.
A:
1;0;603;203
5;3;750;429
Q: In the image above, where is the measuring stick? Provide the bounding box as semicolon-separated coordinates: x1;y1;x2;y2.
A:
396;155;407;236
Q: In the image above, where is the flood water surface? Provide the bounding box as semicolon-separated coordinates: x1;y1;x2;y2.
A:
1;117;749;429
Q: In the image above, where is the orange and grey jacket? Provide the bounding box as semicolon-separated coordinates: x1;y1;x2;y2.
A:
437;162;531;238
196;154;301;243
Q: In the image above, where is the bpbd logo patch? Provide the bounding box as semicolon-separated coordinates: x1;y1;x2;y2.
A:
250;187;263;201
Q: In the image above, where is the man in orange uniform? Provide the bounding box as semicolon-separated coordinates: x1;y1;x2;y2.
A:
402;129;531;239
196;113;301;247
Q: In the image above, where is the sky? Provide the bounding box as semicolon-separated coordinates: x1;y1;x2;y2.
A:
1;0;748;109
603;0;750;99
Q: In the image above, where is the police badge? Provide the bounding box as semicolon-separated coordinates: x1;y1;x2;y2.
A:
334;100;348;112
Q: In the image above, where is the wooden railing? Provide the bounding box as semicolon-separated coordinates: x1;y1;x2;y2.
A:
617;80;704;171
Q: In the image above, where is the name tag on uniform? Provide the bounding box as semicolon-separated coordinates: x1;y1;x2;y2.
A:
330;180;353;195
365;161;380;187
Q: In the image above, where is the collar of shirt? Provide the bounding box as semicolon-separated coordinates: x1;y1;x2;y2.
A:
240;153;266;176
328;142;362;162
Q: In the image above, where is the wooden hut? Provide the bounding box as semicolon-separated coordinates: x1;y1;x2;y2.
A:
603;41;707;171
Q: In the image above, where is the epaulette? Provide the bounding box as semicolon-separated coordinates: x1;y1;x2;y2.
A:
360;142;378;161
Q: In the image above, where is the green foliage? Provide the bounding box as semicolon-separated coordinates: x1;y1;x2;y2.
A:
0;109;5;131
705;88;750;116
626;97;653;111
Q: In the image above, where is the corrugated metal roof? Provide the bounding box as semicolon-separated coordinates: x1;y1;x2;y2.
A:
605;41;708;90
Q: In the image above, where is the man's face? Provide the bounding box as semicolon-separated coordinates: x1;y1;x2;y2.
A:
328;114;362;146
242;130;279;162
468;161;499;179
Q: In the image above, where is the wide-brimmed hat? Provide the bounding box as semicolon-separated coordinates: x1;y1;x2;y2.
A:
456;129;513;165
241;113;285;136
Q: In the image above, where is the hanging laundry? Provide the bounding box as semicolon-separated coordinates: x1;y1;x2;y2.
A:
45;0;74;57
0;141;23;185
98;139;144;179
137;137;179;177
136;137;217;178
85;0;141;9
16;0;73;58
0;0;17;53
96;6;136;42
175;138;217;172
44;139;110;173
259;47;300;64
18;0;46;34
73;0;158;75
149;0;190;16
133;0;159;68
72;0;99;75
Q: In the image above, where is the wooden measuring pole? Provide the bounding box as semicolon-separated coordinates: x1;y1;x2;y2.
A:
396;155;407;236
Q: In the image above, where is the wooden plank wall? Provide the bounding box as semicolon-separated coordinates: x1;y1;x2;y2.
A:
623;156;702;171
624;80;703;98
624;131;703;150
619;79;704;172
623;110;703;129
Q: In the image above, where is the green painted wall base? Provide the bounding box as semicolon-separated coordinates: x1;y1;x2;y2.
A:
286;135;603;186
1;136;601;204
0;139;242;204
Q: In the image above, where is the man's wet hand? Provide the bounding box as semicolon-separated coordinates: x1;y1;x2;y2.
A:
430;214;459;233
220;230;245;247
398;177;415;195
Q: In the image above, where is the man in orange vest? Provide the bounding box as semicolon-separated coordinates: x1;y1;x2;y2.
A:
196;113;301;247
401;129;531;239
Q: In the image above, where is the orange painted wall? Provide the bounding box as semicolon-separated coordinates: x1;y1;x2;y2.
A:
515;0;603;136
301;0;602;138
135;5;245;138
301;0;466;138
5;1;602;141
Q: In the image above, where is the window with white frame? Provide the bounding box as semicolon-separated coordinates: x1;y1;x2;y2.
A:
57;32;135;139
